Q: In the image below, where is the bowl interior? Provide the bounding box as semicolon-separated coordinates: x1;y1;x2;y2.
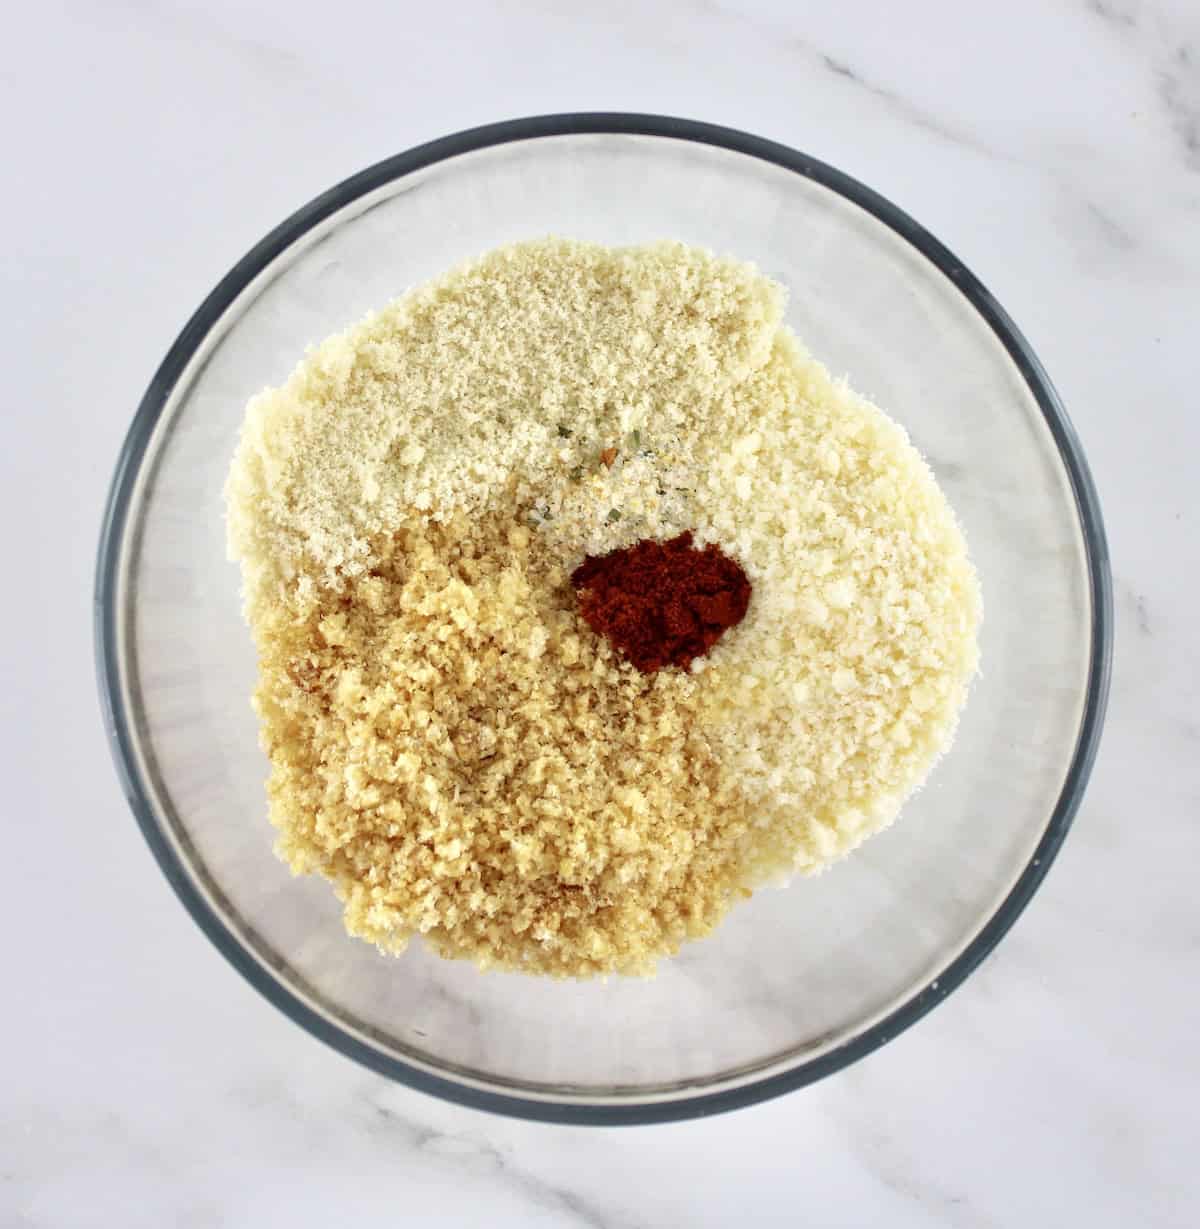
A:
107;127;1102;1115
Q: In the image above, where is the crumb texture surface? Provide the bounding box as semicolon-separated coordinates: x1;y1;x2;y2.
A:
227;238;980;977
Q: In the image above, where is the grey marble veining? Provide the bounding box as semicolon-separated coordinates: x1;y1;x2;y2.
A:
5;1;1199;1226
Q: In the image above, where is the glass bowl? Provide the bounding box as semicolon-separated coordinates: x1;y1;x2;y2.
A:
95;114;1111;1124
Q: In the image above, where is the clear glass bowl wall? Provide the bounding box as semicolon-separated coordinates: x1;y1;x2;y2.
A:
97;120;1110;1123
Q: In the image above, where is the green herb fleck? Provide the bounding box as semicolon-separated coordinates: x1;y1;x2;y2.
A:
630;429;641;450
569;466;584;482
556;424;573;439
606;508;622;523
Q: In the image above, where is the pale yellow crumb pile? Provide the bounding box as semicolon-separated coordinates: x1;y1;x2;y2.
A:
227;238;980;978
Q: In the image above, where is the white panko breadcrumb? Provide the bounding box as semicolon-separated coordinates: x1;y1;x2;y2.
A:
226;238;980;977
226;239;783;611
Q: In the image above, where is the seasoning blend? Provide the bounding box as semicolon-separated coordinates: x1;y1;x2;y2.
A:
571;532;751;673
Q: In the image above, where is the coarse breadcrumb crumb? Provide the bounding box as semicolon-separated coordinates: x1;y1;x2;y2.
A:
226;238;980;978
254;509;751;976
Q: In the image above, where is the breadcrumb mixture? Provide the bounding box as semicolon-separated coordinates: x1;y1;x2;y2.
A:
227;238;980;977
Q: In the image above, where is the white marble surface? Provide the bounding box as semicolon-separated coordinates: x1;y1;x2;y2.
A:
4;0;1198;1224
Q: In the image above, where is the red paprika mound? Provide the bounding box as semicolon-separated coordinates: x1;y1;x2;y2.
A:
570;532;751;673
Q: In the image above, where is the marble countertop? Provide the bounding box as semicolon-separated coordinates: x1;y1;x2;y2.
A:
6;1;1198;1224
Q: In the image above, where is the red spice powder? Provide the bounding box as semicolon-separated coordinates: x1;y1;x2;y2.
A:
570;531;751;673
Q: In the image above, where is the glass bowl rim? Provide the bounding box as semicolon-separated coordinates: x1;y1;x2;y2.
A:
94;112;1113;1125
